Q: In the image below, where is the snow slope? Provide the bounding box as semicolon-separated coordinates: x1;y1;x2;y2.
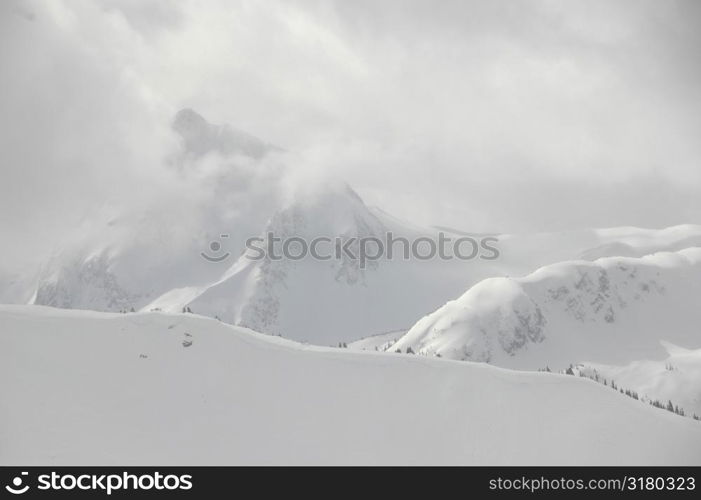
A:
1;304;700;465
394;248;701;370
580;342;701;417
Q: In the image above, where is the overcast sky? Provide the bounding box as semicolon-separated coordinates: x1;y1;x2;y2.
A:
2;0;700;271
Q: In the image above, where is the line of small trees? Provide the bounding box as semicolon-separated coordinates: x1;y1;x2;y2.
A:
118;306;196;314
648;398;690;417
118;306;198;314
541;364;700;421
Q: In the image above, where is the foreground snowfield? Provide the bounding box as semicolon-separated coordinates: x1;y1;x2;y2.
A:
2;305;700;465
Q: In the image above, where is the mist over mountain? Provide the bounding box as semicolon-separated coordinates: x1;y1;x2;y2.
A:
29;109;285;314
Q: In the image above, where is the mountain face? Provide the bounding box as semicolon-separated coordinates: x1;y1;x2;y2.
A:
172;108;279;159
33;253;135;311
30;224;223;314
169;182;388;331
28;197;266;314
393;248;701;370
3;304;700;465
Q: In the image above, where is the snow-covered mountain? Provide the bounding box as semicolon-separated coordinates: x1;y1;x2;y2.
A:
29;202;265;314
5;106;701;462
2;304;700;465
393;248;701;370
30;109;284;314
26;196;701;347
20;108;701;348
143;181;511;344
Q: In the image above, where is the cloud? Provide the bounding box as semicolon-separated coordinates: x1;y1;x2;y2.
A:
1;0;700;273
0;1;178;267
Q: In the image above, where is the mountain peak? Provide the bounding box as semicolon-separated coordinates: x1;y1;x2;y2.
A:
172;108;279;159
172;108;208;135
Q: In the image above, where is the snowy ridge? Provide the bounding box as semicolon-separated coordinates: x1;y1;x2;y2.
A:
580;224;701;260
394;248;701;369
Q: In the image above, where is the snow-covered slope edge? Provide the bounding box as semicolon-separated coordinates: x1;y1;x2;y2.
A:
1;304;700;465
394;248;701;370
